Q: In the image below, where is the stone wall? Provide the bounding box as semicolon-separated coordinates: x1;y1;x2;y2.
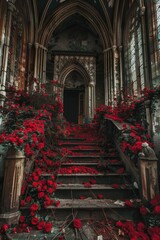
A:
152;98;160;159
46;26;104;106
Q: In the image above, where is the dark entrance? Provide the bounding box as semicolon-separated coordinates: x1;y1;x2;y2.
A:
64;89;79;123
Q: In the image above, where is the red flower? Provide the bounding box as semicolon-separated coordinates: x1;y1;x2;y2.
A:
125;200;133;207
38;192;45;199
31;217;39;225
37;221;45;230
140;206;148;215
44;222;53;233
79;196;85;199
20;199;26;207
30;203;39;211
154;205;160;214
111;184;119;189
26;196;32;203
73;218;82;229
56;200;60;207
19;215;25;223
0;224;9;233
116;220;123;228
97;194;103;199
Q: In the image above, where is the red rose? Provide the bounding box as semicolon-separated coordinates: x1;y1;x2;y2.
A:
111;184;119;189
73;218;82;229
20;199;26;207
56;200;60;207
0;224;9;233
31;217;39;225
19;215;25;223
140;206;148;215
125;200;133;207
44;222;53;233
37;221;45;230
154;205;160;214
26;196;32;203
116;221;123;228
97;194;103;199
38;192;45;199
30;203;39;211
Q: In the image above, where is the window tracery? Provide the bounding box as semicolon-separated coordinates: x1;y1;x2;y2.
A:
148;0;160;86
124;7;144;97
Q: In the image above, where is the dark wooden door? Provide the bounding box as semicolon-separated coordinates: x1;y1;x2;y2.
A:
64;90;79;123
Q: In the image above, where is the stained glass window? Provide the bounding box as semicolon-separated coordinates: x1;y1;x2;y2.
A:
124;7;144;97
148;0;160;86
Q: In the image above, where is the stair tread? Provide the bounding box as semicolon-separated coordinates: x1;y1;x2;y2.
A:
21;199;140;209
60;162;123;165
57;183;131;189
50;199;132;209
42;173;128;177
56;173;128;176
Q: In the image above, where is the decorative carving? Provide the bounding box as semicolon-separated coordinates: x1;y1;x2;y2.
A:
139;142;157;159
53;54;96;84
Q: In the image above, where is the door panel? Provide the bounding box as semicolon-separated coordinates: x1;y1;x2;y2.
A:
64;90;79;123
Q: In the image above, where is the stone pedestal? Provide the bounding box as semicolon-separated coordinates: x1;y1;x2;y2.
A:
139;157;159;200
0;148;24;224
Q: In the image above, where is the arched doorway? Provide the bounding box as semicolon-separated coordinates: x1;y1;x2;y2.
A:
63;71;85;124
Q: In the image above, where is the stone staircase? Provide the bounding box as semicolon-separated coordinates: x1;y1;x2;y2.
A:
50;129;140;222
12;125;141;239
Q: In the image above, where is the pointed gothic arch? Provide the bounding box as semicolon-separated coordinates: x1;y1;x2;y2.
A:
38;1;112;49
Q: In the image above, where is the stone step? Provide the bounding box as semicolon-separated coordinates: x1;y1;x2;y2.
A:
60;162;123;167
64;155;120;161
21;199;141;221
55;184;138;200
55;173;130;184
59;142;100;146
61;138;87;142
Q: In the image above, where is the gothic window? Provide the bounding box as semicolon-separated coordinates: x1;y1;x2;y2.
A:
148;0;160;85
124;7;144;97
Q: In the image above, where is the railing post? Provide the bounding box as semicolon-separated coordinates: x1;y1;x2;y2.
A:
0;148;25;224
138;143;159;200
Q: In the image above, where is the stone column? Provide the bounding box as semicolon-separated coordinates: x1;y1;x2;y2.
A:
0;0;15;104
104;49;109;105
26;43;32;91
33;43;39;80
90;82;95;119
139;6;150;88
139;156;159;200
144;100;153;137
118;46;123;99
112;45;119;99
42;48;47;83
0;148;25;224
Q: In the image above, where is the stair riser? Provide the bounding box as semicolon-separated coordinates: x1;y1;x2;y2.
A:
65;156;119;161
56;175;131;184
21;208;141;222
54;189;138;200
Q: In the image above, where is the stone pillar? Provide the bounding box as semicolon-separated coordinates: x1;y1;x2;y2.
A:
26;43;32;91
104;50;109;105
0;0;15;104
33;43;39;80
90;82;95;119
144;100;153;137
139;6;150;88
118;46;123;99
42;48;47;83
0;148;25;224
139;156;159;200
112;45;119;101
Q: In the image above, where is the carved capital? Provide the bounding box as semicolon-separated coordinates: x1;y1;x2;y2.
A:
118;46;123;52
140;6;146;16
35;43;39;49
